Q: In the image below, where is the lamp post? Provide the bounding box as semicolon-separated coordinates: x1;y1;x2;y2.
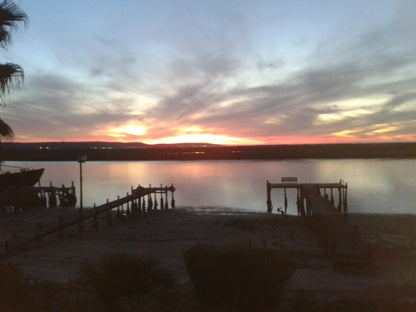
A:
78;155;88;214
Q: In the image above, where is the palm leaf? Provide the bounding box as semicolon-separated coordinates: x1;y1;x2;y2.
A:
0;0;27;47
0;118;14;140
0;62;23;95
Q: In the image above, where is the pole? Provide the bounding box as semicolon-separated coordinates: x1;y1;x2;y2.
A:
79;160;83;213
77;155;87;215
266;181;272;213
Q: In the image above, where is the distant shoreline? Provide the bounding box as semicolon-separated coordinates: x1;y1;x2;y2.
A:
2;142;415;161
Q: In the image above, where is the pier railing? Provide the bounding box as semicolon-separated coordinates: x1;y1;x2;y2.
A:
0;184;175;259
267;179;374;274
0;182;77;213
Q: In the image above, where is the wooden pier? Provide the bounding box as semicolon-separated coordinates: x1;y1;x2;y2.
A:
0;184;175;259
266;177;348;216
0;182;77;213
267;177;374;273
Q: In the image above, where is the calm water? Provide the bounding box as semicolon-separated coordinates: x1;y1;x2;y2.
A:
5;159;416;214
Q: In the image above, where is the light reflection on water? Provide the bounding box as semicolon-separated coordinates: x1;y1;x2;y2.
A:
6;159;416;214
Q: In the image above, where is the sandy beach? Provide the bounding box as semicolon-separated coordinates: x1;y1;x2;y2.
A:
1;207;416;302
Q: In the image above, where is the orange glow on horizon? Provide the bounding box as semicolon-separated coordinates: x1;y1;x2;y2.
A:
145;134;258;145
13;128;415;145
107;124;147;138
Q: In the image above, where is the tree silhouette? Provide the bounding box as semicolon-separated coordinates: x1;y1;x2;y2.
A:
0;0;27;141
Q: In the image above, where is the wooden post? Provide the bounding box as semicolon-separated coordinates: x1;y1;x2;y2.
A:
266;181;272;213
93;204;98;230
164;187;168;210
159;184;164;210
171;188;175;208
126;192;131;216
117;195;121;218
49;181;57;208
284;187;287;214
142;196;146;213
343;184;348;213
299;188;305;216
131;199;136;217
106;199;113;225
148;194;153;211
154;192;158;210
337;187;342;211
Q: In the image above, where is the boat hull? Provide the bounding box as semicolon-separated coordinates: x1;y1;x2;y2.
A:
0;168;44;192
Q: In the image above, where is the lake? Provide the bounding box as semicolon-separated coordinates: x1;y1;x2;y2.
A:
4;159;416;214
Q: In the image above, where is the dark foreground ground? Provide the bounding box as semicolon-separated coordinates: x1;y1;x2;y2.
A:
1;207;415;311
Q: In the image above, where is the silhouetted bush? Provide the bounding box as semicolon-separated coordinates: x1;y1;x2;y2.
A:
83;254;174;305
183;245;295;311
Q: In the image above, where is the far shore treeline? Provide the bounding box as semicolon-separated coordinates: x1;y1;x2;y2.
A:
1;142;415;161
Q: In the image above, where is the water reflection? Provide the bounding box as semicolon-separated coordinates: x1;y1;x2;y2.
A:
5;159;416;214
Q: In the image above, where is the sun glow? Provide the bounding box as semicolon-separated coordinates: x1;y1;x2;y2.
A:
109;124;147;138
148;133;254;145
146;125;260;145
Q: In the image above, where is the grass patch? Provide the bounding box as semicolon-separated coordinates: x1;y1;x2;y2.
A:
82;254;175;306
183;245;295;311
0;262;107;311
288;293;416;312
0;262;29;309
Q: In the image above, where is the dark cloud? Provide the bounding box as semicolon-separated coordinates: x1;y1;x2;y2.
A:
144;23;416;142
4;71;143;141
6;2;416;143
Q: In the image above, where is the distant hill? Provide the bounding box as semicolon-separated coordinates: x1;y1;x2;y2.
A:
1;141;220;151
1;142;415;161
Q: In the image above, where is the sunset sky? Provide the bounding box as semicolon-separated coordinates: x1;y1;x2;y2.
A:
2;0;415;145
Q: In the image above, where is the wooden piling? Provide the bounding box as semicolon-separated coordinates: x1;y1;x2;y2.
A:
266;181;272;213
106;199;112;225
0;183;176;259
93;204;98;230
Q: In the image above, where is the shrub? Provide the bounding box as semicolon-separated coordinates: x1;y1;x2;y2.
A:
83;254;174;305
183;245;295;311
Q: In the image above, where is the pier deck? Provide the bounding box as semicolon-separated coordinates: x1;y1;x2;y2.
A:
1;184;176;259
267;179;374;273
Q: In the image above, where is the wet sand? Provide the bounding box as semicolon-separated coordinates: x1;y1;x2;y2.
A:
1;207;416;300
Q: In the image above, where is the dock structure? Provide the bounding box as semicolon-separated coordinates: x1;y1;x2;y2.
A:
267;178;374;274
0;182;77;213
1;184;176;259
266;177;348;216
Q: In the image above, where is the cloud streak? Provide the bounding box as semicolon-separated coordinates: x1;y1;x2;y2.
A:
4;1;416;143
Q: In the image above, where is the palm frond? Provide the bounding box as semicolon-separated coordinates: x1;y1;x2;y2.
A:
0;118;14;141
0;62;23;96
0;0;27;47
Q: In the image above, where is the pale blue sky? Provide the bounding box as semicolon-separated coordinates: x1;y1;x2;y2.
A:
2;0;415;144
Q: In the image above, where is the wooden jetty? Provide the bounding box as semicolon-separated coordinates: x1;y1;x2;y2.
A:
266;177;348;215
0;182;76;213
267;177;374;274
0;184;175;259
